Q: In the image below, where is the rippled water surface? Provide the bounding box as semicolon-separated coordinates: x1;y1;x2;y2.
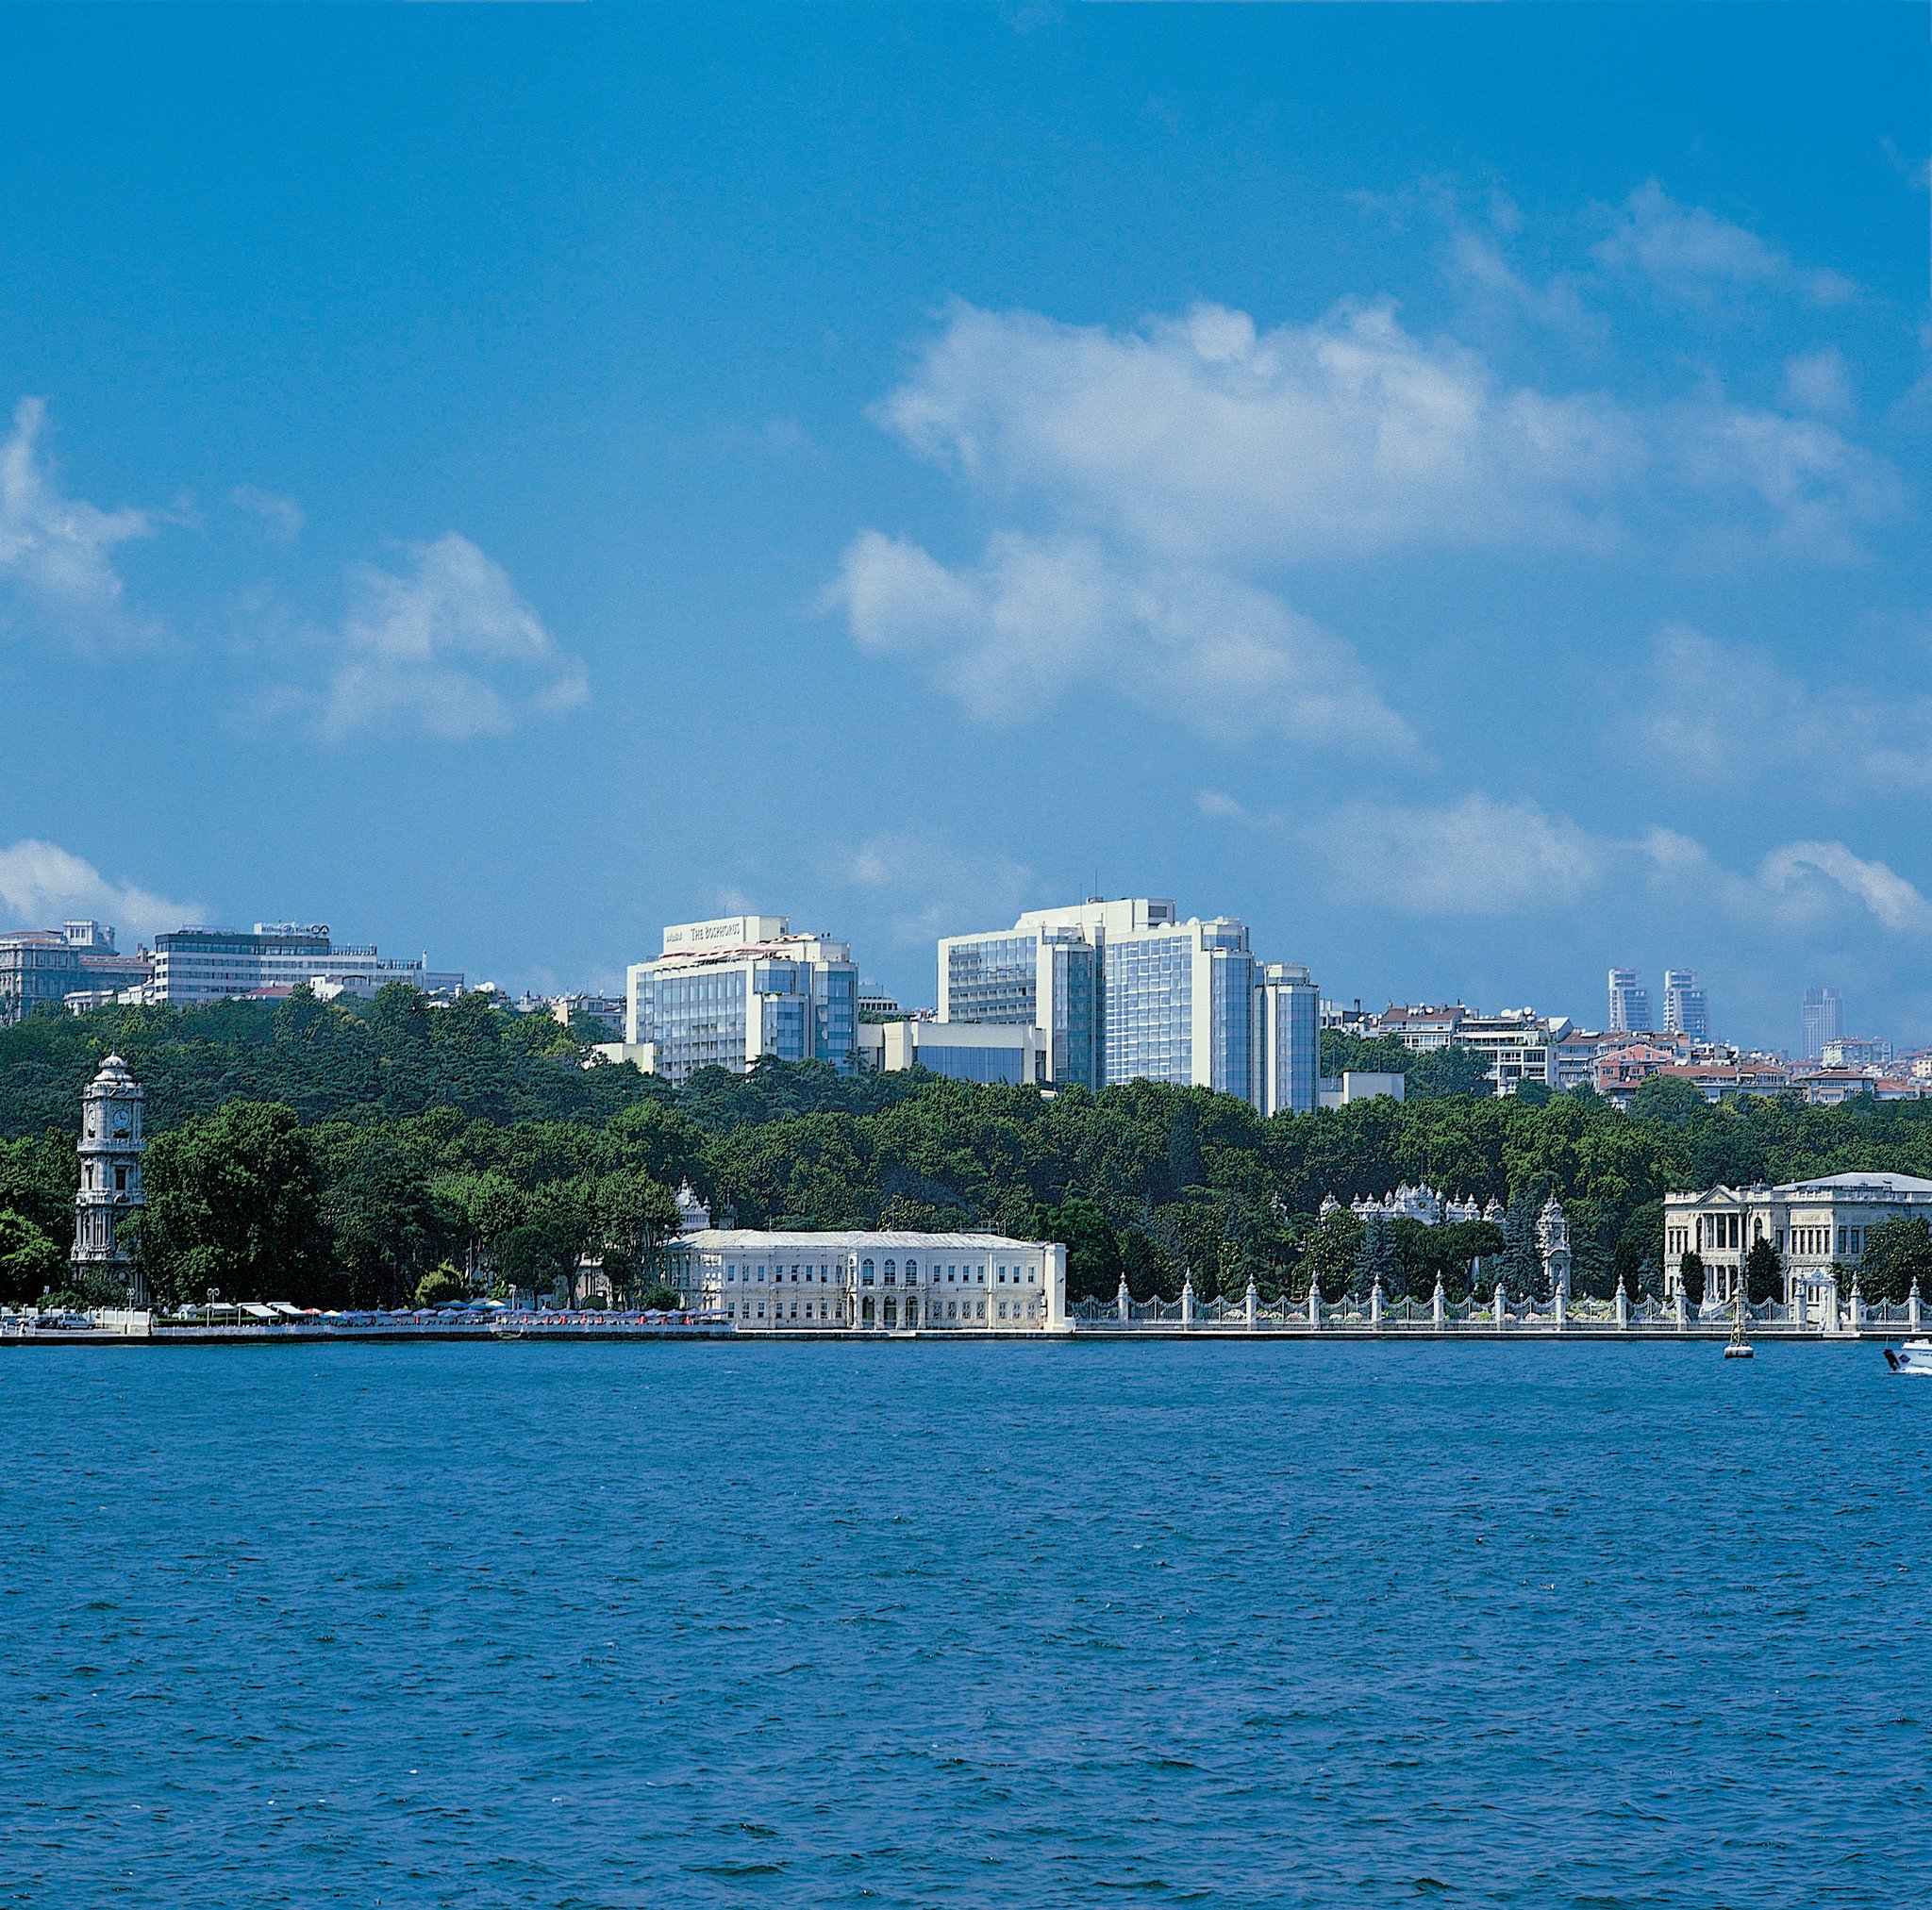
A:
1;1340;1926;1907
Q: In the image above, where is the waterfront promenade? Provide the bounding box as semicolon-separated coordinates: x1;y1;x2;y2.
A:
1;1298;1918;1344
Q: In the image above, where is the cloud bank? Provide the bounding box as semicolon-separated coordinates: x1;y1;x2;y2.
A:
312;534;589;741
1593;182;1857;306
832;286;1895;746
0;839;198;941
1294;793;1932;941
0;398;154;637
831;527;1415;753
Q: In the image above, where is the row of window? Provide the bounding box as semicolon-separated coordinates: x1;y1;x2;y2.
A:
720;1297;1041;1325
1673;1215;1871;1261
713;1259;1039;1287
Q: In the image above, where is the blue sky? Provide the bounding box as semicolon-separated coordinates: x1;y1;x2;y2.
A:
0;4;1926;1052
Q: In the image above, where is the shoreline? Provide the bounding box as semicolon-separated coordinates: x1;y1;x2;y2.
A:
0;1323;1907;1347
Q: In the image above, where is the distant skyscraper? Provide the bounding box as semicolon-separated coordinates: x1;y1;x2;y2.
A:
1607;967;1652;1034
1661;969;1709;1041
1802;986;1844;1061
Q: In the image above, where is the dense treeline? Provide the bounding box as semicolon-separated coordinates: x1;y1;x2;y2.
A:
7;985;1932;1309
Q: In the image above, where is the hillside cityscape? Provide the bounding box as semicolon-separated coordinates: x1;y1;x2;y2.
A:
0;902;1915;1112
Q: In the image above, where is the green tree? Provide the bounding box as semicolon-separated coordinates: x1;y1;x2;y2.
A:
1352;1212;1404;1299
1039;1194;1121;1301
322;1130;455;1308
1499;1193;1541;1300
1408;1047;1495;1099
0;1208;65;1304
143;1101;331;1307
1744;1237;1783;1305
1319;1031;1410;1076
0;1135;75;1240
1859;1215;1932;1304
594;1168;680;1303
1300;1207;1361;1302
1117;1226;1172;1302
1627;1073;1708;1129
1610;1199;1665;1300
415;1264;465;1308
495;1181;594;1300
1678;1248;1706;1307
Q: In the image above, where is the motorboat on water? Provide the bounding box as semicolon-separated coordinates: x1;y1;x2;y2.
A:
1884;1338;1932;1374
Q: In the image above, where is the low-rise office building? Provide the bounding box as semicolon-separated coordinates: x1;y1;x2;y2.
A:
1664;1171;1932;1309
662;1228;1068;1332
857;1018;1049;1085
1317;1071;1407;1108
145;924;460;1005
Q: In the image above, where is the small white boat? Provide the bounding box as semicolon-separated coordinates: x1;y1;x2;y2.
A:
1884;1339;1932;1374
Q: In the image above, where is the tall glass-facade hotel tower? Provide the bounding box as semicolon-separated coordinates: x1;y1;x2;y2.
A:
939;899;1318;1115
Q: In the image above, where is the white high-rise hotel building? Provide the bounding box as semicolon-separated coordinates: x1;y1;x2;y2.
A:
938;898;1319;1115
625;915;858;1085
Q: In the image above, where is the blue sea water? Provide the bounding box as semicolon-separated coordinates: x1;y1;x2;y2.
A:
0;1340;1926;1908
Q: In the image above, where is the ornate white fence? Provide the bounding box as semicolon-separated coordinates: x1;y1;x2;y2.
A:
1069;1272;1925;1337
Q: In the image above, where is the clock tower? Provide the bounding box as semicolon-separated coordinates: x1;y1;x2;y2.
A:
73;1054;147;1305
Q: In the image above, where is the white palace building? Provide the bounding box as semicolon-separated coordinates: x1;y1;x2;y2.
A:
661;1229;1068;1333
1664;1171;1932;1309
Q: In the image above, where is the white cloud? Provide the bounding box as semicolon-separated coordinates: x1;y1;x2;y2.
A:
309;534;588;741
863;299;1890;577
1593;183;1857;306
1637;625;1932;790
0;397;154;635
829;527;1416;753
1638;625;1807;781
0;839;198;941
1194;789;1246;821
830;831;1035;951
874;299;1639;562
1316;794;1607;915
1439;227;1597;339
837;283;1895;753
1241;782;1932;941
1758;840;1932;935
1667;401;1898;559
1782;348;1854;419
230;485;305;543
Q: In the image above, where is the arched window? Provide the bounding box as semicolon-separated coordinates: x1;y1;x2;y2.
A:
905;1259;917;1284
884;1259;896;1287
861;1258;874;1286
